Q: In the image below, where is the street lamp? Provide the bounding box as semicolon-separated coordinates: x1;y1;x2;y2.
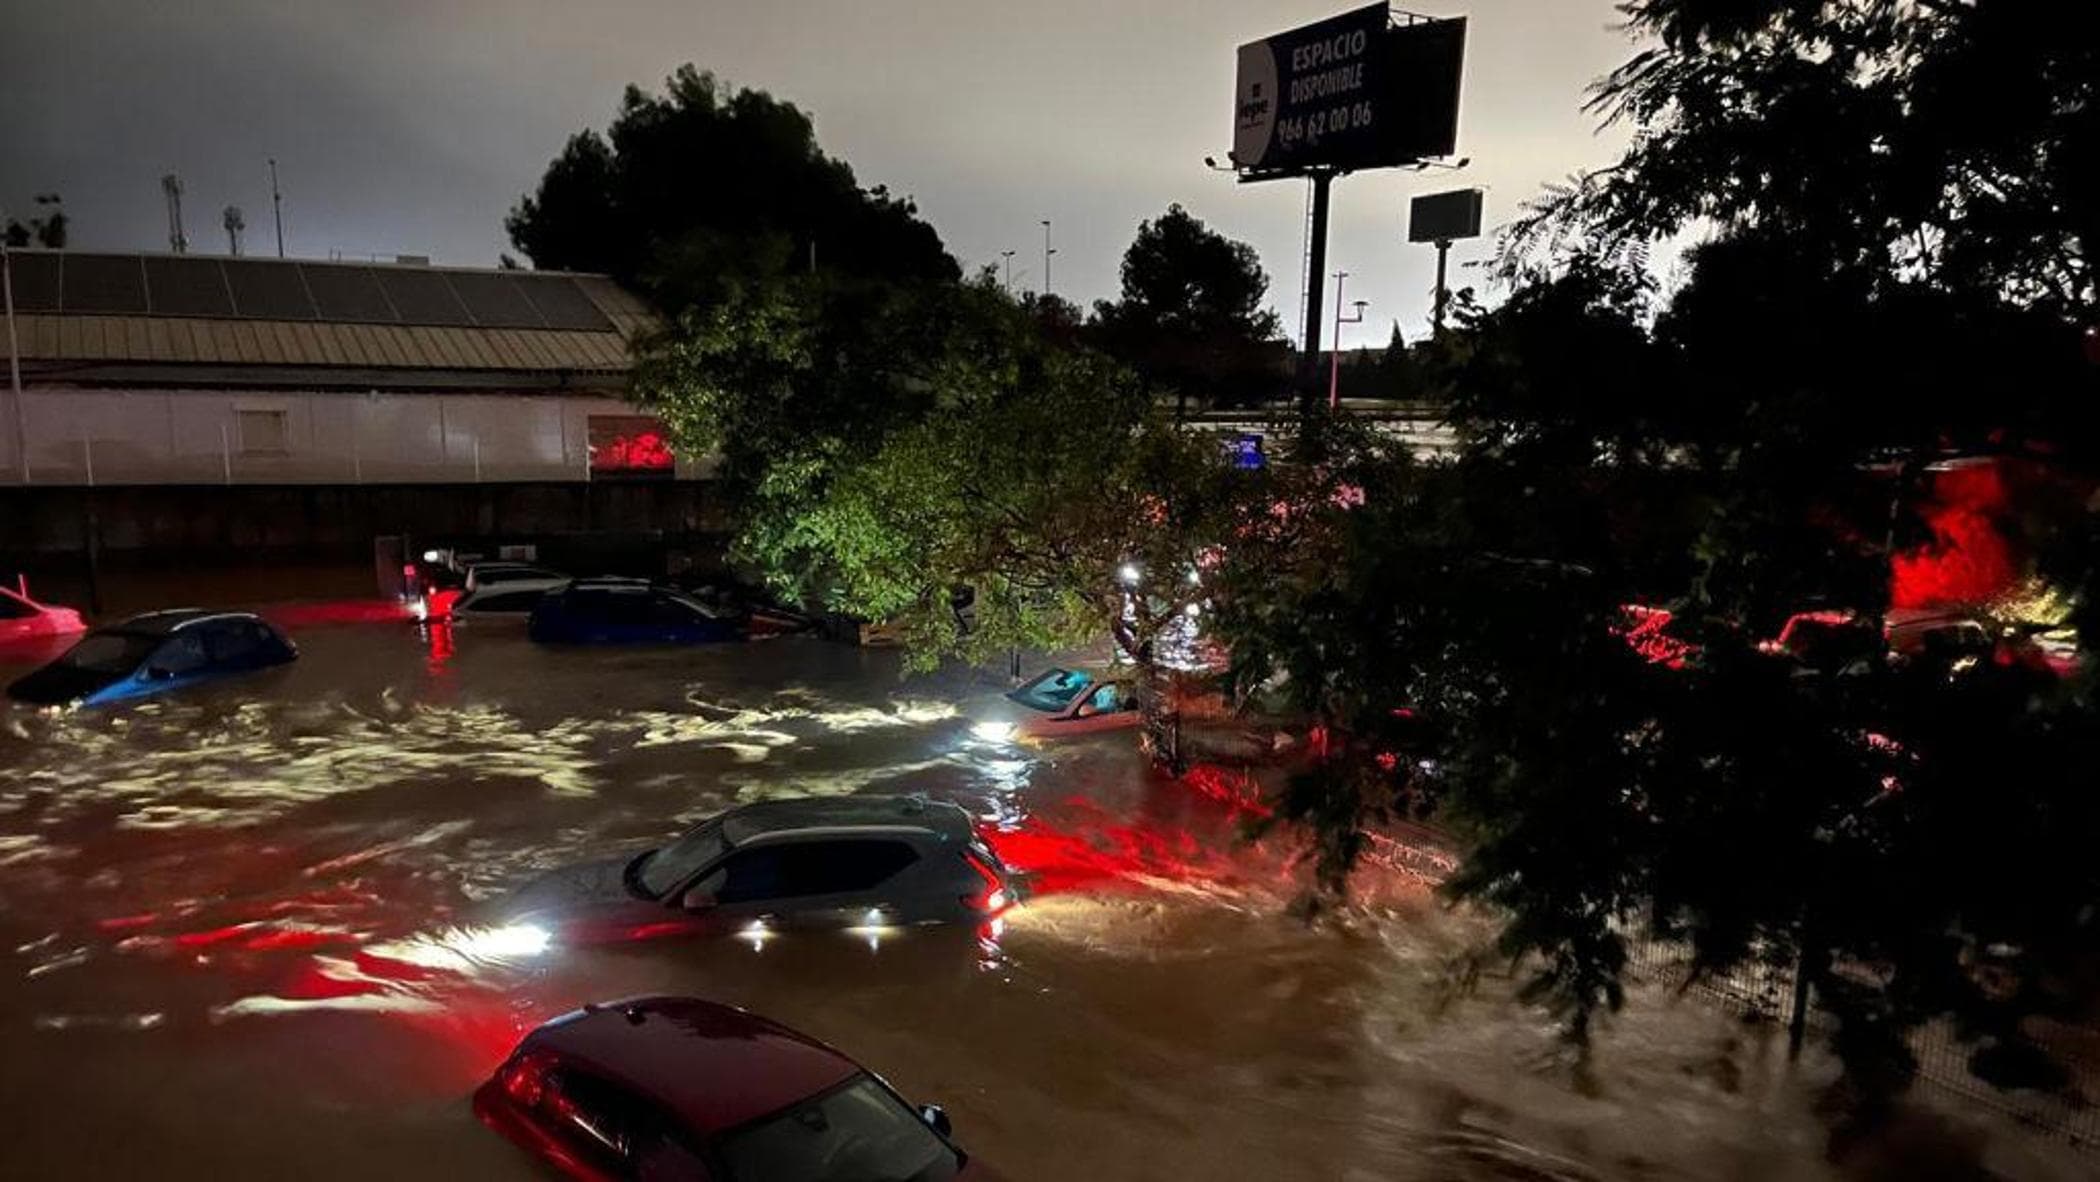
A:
1328;270;1366;410
1000;250;1015;293
1041;220;1056;297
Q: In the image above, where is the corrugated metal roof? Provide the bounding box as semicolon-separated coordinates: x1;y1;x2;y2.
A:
12;312;635;374
7;252;652;382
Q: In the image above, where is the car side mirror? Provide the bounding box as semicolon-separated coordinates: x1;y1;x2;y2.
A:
918;1104;951;1138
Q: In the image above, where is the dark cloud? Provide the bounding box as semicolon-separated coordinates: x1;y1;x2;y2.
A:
2;0;1636;339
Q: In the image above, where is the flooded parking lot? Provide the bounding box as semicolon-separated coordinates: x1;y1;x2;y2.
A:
0;615;2082;1180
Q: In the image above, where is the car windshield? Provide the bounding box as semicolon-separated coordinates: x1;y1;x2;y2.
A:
634;820;729;898
717;1075;960;1182
58;632;160;674
1007;668;1094;713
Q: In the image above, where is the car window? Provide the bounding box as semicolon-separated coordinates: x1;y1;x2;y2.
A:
61;632;160;673
0;592;32;620
151;633;211;675
1009;668;1094;712
716;840;919;903
649;593;705;627
202;620;262;663
717;1075;959;1182
1077;683;1125;716
637;820;729;898
601;590;653;625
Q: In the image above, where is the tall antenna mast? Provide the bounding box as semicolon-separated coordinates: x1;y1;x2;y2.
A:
268;158;285;258
222;206;245;256
161;174;187;254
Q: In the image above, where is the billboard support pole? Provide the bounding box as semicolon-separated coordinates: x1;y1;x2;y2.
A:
1300;170;1334;418
1432;238;1452;336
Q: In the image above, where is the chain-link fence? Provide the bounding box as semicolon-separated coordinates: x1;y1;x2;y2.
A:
1624;937;2100;1152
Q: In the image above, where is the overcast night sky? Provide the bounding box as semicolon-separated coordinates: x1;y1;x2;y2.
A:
1;0;1643;344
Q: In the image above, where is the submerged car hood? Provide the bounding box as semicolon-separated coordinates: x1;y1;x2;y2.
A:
498;854;640;918
6;663;125;706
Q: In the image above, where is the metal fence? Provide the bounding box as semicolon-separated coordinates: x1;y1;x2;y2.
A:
1624;937;2100;1151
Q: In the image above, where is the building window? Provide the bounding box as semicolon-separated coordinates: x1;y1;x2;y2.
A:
236;409;289;455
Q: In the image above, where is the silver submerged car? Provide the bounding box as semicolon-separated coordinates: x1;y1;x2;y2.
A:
498;796;1015;946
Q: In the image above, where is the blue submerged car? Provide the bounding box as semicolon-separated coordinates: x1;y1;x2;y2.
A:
6;609;297;707
527;578;742;645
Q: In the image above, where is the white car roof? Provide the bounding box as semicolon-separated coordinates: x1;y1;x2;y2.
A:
457;577;571;606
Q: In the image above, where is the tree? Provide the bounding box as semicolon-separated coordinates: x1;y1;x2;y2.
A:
1222;0;2100;1121
1090;205;1286;413
635;274;1235;729
508;66;957;310
4;193;66;249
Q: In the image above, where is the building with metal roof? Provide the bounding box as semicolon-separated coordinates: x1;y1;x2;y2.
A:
1;250;682;486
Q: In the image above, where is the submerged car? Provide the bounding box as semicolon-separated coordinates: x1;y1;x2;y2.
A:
466;561;568;591
438;576;571;623
6;609;296;707
498;795;1013;946
530;579;741;645
971;666;1139;744
476;995;996;1181
0;581;86;645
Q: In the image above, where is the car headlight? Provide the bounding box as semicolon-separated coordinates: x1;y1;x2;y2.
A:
972;721;1018;744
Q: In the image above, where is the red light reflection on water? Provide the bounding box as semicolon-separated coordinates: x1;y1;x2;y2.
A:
980;798;1259;898
262;600;416;628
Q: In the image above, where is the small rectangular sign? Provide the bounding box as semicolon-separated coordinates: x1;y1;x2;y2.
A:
1409;188;1484;243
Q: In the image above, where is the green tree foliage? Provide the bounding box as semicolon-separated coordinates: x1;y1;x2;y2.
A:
508;66;957;310
1090;204;1285;411
635;275;1232;675
4;193;67;249
1219;0;2100;1112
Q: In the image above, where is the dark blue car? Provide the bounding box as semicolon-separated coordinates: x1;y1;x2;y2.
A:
6;609;297;707
527;579;742;645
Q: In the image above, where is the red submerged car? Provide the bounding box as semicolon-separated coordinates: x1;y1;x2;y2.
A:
476;996;999;1181
0;580;86;645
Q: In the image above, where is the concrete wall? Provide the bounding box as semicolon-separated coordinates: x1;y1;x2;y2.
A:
1;386;711;486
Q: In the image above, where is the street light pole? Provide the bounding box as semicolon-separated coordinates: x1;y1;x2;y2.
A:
1041;220;1055;297
269;157;285;258
1327;271;1365;410
1432;239;1452;336
1000;250;1015;293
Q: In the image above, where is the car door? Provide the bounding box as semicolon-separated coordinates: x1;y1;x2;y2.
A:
681;839;923;929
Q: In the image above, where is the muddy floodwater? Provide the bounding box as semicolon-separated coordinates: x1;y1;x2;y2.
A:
0;615;2084;1180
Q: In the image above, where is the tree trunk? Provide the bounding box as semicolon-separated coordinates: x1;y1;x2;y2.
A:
1135;658;1184;773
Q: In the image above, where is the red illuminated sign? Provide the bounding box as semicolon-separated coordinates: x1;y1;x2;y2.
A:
588;415;676;476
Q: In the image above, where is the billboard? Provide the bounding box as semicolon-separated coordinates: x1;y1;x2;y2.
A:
1408;188;1484;243
1233;6;1465;180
